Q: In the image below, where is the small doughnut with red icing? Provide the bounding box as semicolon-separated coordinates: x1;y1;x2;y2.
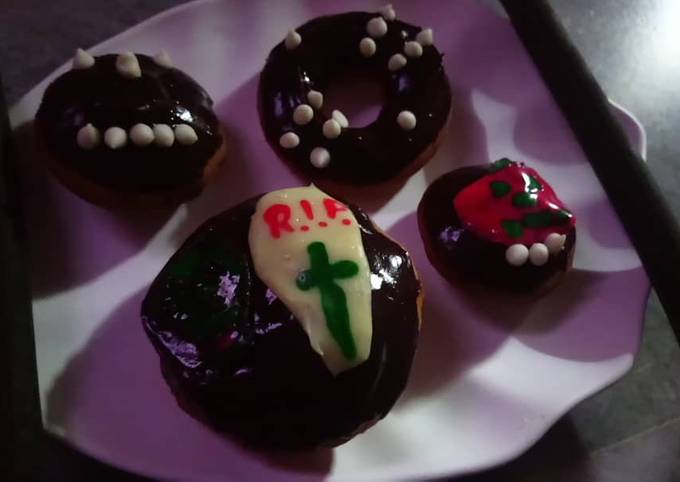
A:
418;159;576;294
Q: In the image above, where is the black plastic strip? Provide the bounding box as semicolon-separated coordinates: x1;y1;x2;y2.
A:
501;0;680;341
0;77;45;481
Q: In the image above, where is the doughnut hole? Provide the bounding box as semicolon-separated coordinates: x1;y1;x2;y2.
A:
322;72;386;128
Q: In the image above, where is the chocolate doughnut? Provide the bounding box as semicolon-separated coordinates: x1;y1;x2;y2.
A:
258;6;451;186
142;185;422;450
418;159;576;294
35;50;226;207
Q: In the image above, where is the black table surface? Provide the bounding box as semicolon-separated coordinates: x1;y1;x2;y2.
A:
1;1;679;481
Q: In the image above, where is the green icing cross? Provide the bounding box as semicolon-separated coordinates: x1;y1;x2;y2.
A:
296;242;359;360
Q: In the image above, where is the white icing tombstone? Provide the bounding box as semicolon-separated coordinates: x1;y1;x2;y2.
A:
248;185;373;375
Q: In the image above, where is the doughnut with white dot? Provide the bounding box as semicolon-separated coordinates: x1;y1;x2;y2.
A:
545;233;567;254
332;110;349;128
153;49;173;68
397;111;417;131
104;127;127;149
310;147;330;168
174;124;198;145
404;41;423;58
279;132;300;149
130;123;155;146
76;123;100;149
379;4;396;21
322;119;342;139
116;52;142;78
529;243;550;266
359;37;377;57
73;48;95;70
293;104;314;125
307;90;323;109
153;124;175;147
416;28;434;46
366;17;388;38
285;29;302;50
505;244;529;267
388;53;407;71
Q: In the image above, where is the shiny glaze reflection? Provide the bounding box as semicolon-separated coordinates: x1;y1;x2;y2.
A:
141;196;421;449
36;54;221;193
259;11;451;184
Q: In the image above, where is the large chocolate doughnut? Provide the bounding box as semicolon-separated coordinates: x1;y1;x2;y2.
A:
141;193;421;450
36;51;225;206
418;159;576;294
259;8;451;185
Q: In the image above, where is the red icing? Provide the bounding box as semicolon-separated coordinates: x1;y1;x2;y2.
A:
323;198;348;219
263;204;294;239
261;198;352;239
453;162;575;245
300;199;314;219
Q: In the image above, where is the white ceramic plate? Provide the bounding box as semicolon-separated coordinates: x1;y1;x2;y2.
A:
9;0;649;480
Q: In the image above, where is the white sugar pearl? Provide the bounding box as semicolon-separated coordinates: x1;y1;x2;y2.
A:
293;104;314;125
367;17;388;38
331;109;349;128
104;127;127;149
388;53;407;71
379;4;396;21
285;29;302;50
359;37;377;57
307;90;323;109
310;147;330;168
416;28;434;46
76;123;100;149
505;244;529;267
72;48;95;69
322;119;342;139
153;124;174;147
174;124;198;145
129;123;154;146
153;49;173;68
397;111;416;130
279;132;300;149
545;233;567;255
404;41;423;58
115;52;142;78
529;243;550;266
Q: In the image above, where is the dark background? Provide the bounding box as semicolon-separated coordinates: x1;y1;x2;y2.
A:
1;1;679;480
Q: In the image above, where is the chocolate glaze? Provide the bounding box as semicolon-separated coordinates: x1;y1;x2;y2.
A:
259;12;451;185
36;54;222;194
418;166;576;293
141;196;421;450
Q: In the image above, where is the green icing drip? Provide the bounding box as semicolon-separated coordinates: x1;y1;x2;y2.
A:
523;211;554;228
296;242;359;360
490;180;512;198
512;192;538;208
489;158;514;172
522;209;573;228
163;239;248;342
501;220;524;238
